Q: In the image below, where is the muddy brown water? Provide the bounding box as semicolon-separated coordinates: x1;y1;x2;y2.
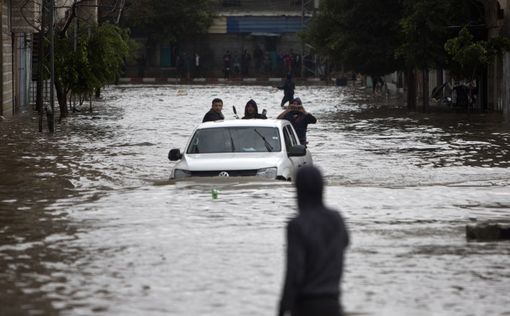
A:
1;85;509;316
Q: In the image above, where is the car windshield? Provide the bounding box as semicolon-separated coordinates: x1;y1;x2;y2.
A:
186;127;281;154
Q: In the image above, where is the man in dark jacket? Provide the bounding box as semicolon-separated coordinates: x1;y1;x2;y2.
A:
202;98;225;122
277;98;316;145
278;74;296;108
242;99;267;119
278;166;349;316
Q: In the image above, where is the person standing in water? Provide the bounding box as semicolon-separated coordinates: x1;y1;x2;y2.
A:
278;74;295;108
278;166;349;316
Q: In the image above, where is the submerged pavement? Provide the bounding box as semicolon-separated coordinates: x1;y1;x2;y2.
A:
1;85;510;315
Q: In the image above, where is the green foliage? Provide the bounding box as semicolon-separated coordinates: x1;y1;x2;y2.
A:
54;23;135;97
446;0;485;29
303;0;490;78
88;24;132;88
302;0;403;77
445;27;510;80
398;0;450;70
121;0;215;43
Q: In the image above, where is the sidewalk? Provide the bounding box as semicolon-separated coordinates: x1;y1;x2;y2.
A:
118;76;330;85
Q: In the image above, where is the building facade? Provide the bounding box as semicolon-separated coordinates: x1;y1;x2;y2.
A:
485;0;510;114
1;0;40;118
125;0;316;78
0;0;97;118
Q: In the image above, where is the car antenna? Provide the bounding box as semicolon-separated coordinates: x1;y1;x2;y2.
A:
233;106;239;119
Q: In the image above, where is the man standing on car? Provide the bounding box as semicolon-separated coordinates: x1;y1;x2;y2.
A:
202;98;225;122
277;97;316;145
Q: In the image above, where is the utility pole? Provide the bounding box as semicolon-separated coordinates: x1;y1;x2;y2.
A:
300;0;319;78
301;0;305;78
36;0;46;132
48;0;55;133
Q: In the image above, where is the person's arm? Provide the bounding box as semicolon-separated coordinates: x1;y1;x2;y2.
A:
277;109;291;120
202;112;211;123
306;113;317;124
278;221;305;316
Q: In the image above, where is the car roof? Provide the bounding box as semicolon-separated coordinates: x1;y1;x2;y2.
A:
198;119;288;129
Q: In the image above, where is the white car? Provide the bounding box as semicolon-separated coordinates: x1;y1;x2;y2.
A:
168;119;313;180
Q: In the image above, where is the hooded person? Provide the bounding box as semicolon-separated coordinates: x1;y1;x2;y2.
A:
278;73;296;108
242;99;267;119
276;97;317;145
278;166;349;316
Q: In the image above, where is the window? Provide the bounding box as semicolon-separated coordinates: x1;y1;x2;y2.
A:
187;127;281;154
283;127;293;152
284;125;298;146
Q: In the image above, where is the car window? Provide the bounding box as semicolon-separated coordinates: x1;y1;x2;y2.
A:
285;125;298;146
187;127;281;153
283;127;293;152
187;128;232;153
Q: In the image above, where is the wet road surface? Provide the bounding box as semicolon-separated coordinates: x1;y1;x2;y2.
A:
1;85;510;315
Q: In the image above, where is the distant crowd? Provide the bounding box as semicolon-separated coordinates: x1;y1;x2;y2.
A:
135;47;326;79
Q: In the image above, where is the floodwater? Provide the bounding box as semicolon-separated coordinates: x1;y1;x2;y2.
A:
1;84;510;316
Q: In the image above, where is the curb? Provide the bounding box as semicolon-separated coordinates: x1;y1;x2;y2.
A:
117;77;333;85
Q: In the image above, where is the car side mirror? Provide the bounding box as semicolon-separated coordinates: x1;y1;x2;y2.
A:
168;149;182;161
288;144;306;157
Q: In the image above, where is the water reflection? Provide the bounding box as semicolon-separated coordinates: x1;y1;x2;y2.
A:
1;85;510;315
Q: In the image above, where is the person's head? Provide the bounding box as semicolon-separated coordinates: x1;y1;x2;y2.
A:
295;166;324;211
211;98;223;114
290;97;304;112
245;99;258;116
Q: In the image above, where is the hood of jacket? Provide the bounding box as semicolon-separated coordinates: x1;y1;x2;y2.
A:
244;99;259;118
295;166;324;212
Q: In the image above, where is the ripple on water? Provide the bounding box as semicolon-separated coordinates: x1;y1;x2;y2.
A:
1;85;510;315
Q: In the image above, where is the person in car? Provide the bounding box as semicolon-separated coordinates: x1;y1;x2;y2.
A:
278;166;349;316
242;99;267;119
202;98;225;122
277;97;317;145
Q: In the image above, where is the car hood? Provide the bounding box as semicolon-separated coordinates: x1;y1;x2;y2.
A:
182;152;283;171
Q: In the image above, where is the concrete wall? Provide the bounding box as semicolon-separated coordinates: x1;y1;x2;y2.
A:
77;0;97;24
11;0;41;33
56;0;98;25
2;1;14;117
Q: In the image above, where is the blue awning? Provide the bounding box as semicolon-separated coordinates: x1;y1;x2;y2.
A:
226;16;309;33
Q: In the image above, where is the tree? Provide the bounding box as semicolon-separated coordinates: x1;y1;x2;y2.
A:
398;0;450;111
121;0;214;44
303;0;403;78
445;27;510;81
53;23;135;118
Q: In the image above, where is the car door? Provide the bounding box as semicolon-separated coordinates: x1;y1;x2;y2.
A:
283;124;307;170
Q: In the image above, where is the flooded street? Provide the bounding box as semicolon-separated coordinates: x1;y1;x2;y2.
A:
1;84;510;316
